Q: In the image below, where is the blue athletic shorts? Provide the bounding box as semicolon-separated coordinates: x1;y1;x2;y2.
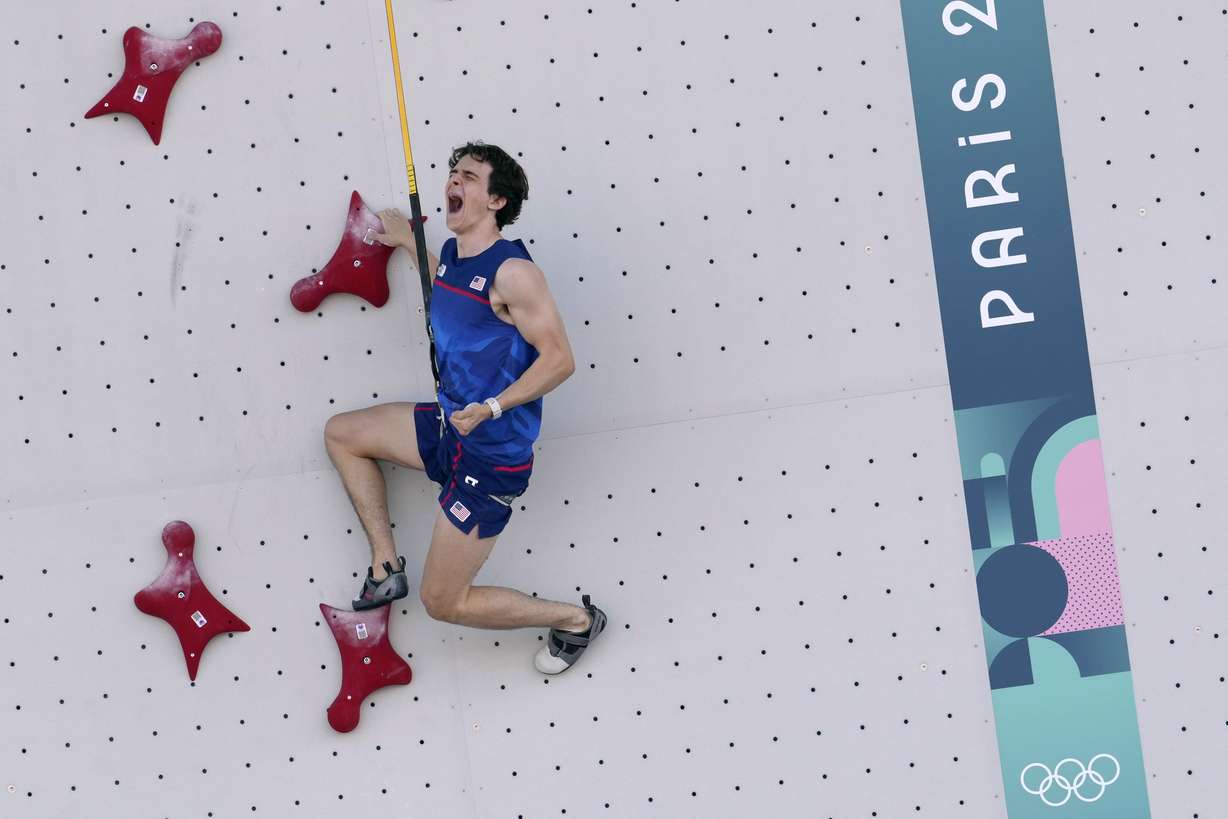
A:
412;402;533;539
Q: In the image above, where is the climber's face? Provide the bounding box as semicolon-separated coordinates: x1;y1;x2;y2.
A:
445;154;506;233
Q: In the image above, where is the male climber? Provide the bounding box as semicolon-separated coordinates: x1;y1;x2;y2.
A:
322;141;605;674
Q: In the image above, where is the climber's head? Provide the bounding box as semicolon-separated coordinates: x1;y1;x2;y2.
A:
445;141;529;233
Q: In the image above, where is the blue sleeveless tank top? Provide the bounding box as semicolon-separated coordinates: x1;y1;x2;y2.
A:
431;236;542;463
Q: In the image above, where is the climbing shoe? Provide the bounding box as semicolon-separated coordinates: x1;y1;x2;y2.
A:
534;594;607;674
352;555;409;611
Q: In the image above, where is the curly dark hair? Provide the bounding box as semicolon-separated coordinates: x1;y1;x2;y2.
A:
447;141;529;229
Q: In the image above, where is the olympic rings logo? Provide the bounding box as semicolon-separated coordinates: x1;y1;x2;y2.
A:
1020;754;1120;806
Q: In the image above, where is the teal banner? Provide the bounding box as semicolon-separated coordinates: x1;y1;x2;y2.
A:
898;1;1152;816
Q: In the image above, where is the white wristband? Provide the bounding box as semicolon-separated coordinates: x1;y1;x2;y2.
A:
484;397;502;419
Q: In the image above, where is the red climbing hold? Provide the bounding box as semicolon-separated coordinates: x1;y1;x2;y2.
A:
133;521;250;681
290;191;426;312
319;603;412;733
84;22;223;146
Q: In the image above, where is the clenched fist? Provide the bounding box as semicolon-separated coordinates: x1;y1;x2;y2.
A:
449;402;493;436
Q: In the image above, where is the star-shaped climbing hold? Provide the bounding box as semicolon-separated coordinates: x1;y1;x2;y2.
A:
290;190;426;312
83;22;223;145
319;603;412;733
133;520;250;681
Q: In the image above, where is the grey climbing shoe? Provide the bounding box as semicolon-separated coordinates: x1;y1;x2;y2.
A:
535;594;607;674
352;555;409;611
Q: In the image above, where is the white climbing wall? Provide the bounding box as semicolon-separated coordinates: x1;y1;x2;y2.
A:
2;1;1225;817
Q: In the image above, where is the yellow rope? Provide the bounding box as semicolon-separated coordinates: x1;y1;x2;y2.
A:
383;0;417;196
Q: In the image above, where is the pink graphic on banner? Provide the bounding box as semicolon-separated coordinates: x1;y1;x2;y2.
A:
1032;533;1123;635
1031;439;1123;635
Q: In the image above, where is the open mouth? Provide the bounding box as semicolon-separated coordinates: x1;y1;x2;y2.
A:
447;193;463;215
